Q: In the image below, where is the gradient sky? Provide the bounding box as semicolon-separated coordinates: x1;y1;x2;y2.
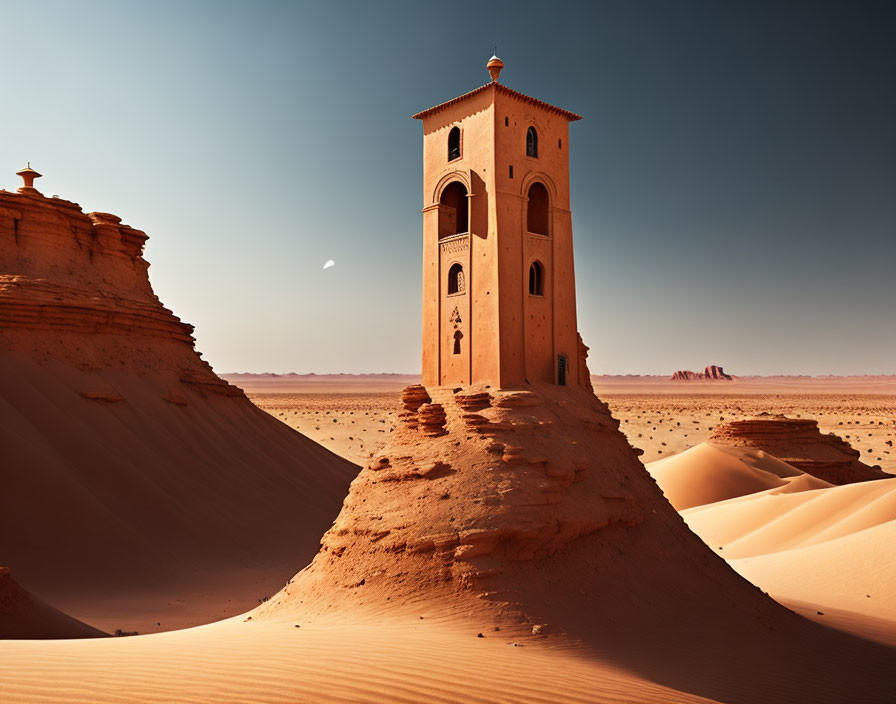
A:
2;1;894;375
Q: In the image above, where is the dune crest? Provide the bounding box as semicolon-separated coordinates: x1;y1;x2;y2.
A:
647;443;831;509
0;567;104;640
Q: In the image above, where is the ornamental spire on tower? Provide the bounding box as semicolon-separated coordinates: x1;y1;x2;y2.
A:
487;54;504;82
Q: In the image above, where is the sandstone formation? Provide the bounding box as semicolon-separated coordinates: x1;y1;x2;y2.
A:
671;365;732;381
0;175;356;633
0;567;105;640
709;415;890;485
256;381;896;703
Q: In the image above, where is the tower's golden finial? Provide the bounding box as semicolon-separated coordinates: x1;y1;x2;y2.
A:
16;163;43;194
487;54;504;82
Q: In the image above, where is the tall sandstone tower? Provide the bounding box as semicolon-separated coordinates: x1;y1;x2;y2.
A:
414;56;585;388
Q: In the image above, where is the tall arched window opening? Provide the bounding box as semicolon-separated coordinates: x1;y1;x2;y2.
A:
529;260;544;296
448;127;461;161
526;182;549;235
526;126;538;157
453;330;463;355
438;181;468;238
447;263;465;294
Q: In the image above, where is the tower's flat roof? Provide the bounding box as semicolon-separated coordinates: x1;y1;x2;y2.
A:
413;81;582;122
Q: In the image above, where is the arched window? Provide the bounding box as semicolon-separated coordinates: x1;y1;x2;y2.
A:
453;330;463;355
448;126;461;161
439;181;468;238
527;182;549;235
529;260;544;296
447;263;464;294
526;126;538;158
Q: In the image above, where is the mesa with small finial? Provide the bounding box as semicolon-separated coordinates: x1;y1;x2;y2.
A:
487;54;504;82
16;162;43;195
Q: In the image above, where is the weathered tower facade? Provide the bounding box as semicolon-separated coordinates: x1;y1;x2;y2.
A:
414;57;584;389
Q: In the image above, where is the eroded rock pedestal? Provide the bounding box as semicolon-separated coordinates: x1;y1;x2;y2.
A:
259;381;770;625
710;415;889;484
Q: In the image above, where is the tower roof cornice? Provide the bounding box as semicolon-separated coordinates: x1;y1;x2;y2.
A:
412;81;582;123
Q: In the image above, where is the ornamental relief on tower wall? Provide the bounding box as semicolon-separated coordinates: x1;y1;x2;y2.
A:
440;235;470;257
526;233;550;255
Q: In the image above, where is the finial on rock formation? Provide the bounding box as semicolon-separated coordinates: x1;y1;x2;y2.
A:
15;162;42;195
487;55;504;82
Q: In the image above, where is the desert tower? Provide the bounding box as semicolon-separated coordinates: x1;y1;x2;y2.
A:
414;56;585;388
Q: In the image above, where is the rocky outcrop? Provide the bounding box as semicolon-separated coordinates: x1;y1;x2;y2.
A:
671;365;732;381
709;415;889;484
258;384;647;616
0;188;230;388
0;177;356;633
671;370;700;381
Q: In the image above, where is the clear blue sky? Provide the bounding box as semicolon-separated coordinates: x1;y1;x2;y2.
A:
2;1;894;375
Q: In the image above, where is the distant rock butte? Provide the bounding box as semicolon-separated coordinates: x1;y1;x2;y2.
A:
671;365;732;381
709;415;890;485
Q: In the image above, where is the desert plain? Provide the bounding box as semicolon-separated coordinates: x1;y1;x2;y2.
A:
236;373;896;473
4;371;895;703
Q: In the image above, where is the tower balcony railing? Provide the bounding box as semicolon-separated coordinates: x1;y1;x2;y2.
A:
438;231;470;242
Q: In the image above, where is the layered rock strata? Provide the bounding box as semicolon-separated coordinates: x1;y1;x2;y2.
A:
0;183;356;632
709;415;889;484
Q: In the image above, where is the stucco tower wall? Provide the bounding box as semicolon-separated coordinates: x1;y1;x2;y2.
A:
420;90;498;387
492;90;579;386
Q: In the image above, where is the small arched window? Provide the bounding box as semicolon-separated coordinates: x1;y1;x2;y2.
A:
439;181;468;238
448;126;461;161
526;182;549;235
453;330;463;355
529;261;544;296
526;126;538;158
447;263;464;295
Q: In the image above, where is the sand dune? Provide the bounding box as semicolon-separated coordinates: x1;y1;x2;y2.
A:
0;613;718;704
655;446;896;646
2;382;895;702
646;443;830;509
733;520;896;627
682;476;896;559
0;567;105;640
242;384;896;704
